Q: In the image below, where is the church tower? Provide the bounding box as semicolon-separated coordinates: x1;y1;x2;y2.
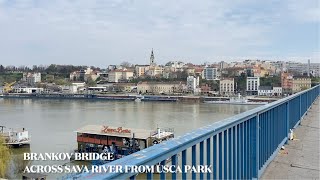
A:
150;49;155;66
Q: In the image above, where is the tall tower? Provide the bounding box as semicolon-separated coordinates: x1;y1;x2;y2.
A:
150;49;155;66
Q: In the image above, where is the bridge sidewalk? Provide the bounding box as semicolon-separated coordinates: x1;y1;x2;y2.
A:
261;98;320;179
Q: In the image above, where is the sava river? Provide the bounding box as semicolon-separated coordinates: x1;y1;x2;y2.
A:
0;98;260;179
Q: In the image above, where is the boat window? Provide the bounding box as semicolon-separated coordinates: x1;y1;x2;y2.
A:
77;133;83;137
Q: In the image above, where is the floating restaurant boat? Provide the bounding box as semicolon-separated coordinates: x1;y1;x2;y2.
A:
75;125;174;164
0;126;31;147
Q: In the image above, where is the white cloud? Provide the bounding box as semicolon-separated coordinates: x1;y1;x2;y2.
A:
0;0;318;66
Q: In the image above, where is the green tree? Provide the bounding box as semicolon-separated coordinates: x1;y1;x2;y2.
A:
0;136;11;178
87;77;96;87
54;79;67;85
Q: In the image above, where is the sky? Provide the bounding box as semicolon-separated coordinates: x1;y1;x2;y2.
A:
0;0;319;67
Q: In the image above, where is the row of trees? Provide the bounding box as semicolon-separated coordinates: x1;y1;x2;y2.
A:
0;64;101;74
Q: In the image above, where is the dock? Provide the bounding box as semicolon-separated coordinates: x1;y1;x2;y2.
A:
261;98;320;179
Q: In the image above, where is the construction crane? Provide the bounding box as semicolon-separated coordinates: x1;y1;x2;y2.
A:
3;81;16;93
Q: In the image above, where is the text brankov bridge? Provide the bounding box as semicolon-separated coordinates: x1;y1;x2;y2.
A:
73;85;319;180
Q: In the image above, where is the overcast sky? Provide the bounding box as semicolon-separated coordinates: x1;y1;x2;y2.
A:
0;0;319;67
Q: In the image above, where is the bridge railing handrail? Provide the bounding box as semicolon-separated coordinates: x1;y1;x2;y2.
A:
76;85;319;180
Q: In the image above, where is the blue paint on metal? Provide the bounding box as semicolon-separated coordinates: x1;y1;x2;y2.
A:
206;138;211;180
236;124;241;179
218;132;223;179
286;102;289;144
228;128;232;179
70;85;319;180
192;145;196;180
160;160;166;180
199;141;204;180
243;120;250;179
147;172;153;180
182;150;187;180
171;155;177;180
253;115;258;178
232;126;236;179
223;130;227;179
213;135;217;179
241;122;244;179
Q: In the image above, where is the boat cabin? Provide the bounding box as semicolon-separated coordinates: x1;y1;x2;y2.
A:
0;127;30;146
76;125;174;158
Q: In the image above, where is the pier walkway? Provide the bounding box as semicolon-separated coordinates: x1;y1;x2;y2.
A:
262;98;320;179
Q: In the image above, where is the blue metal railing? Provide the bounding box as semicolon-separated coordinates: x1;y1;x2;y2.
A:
74;85;319;180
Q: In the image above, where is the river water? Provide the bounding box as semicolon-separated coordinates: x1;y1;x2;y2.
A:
0;98;259;179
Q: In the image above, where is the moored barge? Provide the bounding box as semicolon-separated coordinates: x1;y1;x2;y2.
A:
75;125;174;161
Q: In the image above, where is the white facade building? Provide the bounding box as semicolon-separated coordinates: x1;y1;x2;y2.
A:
246;77;260;95
23;73;41;85
272;87;282;96
187;76;199;93
137;82;185;94
61;82;86;93
219;78;235;96
258;86;273;96
108;69;134;83
13;87;43;94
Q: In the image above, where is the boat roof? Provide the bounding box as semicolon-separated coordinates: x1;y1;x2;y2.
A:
22;173;46;178
75;125;154;140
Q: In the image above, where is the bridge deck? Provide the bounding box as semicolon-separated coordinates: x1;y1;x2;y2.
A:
261;98;320;179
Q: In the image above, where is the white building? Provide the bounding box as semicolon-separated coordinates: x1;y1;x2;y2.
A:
246;77;260;95
135;65;149;77
13;87;43;94
219;78;235;96
258;86;273;96
61;82;86;93
187;76;199;93
286;62;320;77
202;67;219;80
272;87;282;96
137;82;185;94
23;73;41;85
108;69;134;83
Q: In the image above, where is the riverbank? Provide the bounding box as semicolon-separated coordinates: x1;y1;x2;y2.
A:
0;93;279;103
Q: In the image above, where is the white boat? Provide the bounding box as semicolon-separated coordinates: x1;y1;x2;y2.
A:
204;94;268;105
0;126;31;147
135;98;142;102
135;95;144;102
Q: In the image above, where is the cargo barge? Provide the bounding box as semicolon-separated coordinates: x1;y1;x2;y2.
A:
0;93;136;101
0;93;180;102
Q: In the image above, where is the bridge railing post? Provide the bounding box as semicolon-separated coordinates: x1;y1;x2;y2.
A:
299;95;302;121
286;101;290;144
253;113;259;179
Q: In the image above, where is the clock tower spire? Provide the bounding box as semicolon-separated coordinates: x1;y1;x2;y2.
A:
150;49;155;66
